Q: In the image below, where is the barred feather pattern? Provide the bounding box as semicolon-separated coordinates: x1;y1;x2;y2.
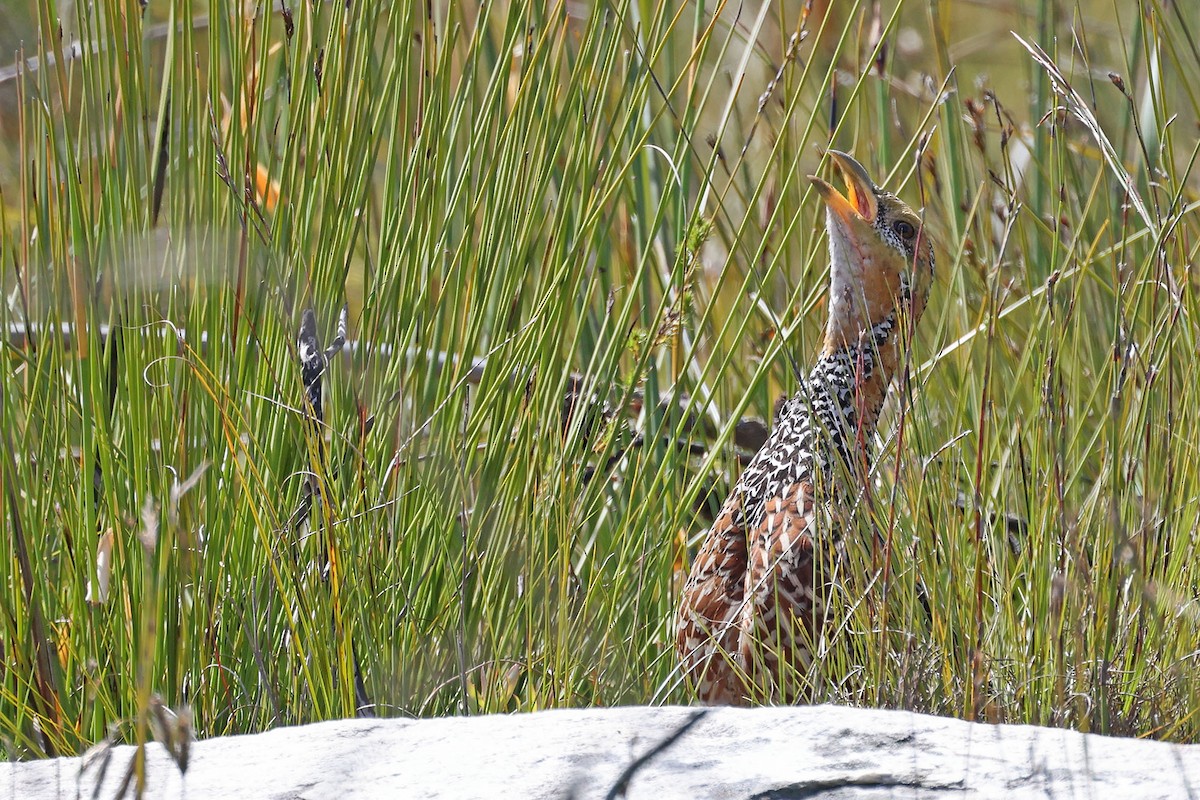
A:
675;312;896;705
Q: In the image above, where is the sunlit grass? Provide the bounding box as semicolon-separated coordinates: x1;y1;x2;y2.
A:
1;0;1199;763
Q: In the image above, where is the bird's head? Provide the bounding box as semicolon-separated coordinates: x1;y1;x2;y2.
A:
808;150;934;356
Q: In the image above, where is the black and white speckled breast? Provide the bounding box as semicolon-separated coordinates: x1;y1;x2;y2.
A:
732;312;896;531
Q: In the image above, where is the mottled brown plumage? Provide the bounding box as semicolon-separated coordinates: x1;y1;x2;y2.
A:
676;151;935;705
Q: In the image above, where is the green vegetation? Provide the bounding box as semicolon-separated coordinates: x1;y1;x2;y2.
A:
2;0;1199;764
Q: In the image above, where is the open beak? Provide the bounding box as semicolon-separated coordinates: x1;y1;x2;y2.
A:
808;150;878;225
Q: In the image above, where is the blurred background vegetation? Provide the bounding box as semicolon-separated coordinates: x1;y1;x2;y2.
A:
1;0;1199;764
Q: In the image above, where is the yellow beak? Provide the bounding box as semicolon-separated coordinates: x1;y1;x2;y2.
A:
808;150;879;224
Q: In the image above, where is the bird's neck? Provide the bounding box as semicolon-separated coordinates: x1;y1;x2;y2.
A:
803;309;904;482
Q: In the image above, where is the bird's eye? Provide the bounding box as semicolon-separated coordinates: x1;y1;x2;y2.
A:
894;220;917;240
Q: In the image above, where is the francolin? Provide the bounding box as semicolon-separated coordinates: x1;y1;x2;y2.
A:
675;151;935;704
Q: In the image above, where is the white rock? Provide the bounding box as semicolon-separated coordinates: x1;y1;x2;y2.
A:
2;705;1196;799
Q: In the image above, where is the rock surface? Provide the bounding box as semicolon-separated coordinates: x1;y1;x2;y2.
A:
3;704;1197;799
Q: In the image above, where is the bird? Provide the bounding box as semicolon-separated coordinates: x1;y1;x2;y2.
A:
675;151;935;705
